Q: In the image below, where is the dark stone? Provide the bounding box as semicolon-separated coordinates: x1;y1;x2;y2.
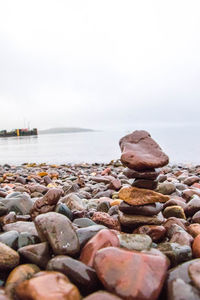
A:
77;225;106;248
119;201;163;216
132;179;158;190
55;203;73;220
123;167;159;180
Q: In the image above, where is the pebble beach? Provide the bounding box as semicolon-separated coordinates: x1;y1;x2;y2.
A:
0;130;200;299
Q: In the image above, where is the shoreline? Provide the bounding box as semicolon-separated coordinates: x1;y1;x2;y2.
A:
0;161;200;298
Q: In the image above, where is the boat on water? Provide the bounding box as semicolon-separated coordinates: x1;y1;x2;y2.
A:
0;128;38;137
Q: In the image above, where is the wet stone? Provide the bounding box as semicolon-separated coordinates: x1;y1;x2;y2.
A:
184;196;200;217
47;255;99;296
118;233;152;250
133;225;166;242
76;225;106;248
18;242;51;268
55;203;73;220
34;212;80;256
0;231;19;249
17;232;40;249
119;201;163;216
163;205;186;219
132;179;158;190
157;242;192;267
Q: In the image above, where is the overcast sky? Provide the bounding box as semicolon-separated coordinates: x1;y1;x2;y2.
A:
0;0;200;131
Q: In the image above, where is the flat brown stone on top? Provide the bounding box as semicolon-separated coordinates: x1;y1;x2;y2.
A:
119;130;169;170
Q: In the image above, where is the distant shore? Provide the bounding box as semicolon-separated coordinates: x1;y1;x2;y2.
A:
39;127;94;135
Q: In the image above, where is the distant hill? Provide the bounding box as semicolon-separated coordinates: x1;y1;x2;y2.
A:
39;127;94;135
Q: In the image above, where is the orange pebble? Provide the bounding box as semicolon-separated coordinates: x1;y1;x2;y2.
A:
192;234;200;257
111;200;122;206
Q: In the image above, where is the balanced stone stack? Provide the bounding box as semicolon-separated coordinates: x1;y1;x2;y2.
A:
118;130;170;229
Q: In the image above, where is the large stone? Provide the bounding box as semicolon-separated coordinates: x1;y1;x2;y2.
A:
30;188;63;219
119;201;163;216
60;193;85;211
3;221;38;236
80;229;119;268
0;193;33;215
119;130;169;170
47;255;99;295
15;271;81;300
76;225;106;248
118;233;152;250
34;212;80;256
184;196;200;217
119;187;169;206
118;211;165;228
18;242;50;268
94;247;168;300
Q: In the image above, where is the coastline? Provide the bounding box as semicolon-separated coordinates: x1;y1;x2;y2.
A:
0;160;200;298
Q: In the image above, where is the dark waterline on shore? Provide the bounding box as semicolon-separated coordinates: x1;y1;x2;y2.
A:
0;125;199;165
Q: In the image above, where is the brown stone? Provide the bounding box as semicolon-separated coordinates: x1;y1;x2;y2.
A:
188;224;200;238
30;188;63;219
119;201;163;216
118;211;165;228
91;212;121;231
193;235;200;258
188;261;200;291
132;179;158;190
123;167;159;180
34;212;80;256
0;242;19;270
119;130;169;170
15;271;81;300
5;264;40;298
163;206;186;219
119;186;169;206
94;247;168;300
133;225;166;242
80;229;119;268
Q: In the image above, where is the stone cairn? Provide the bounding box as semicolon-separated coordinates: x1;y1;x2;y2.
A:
118;130;170;230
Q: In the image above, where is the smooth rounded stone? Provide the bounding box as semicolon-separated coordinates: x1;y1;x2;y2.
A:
188;224;200;237
167;278;200;300
28;184;48;194
47;255;99;295
163;198;186;210
80;229;119;268
0;193;33;215
118;233;152;250
123;167;159;180
0;289;9;300
167;259;200;299
76;225;106;248
17;232;40;249
119;186;169;206
157;242;192;266
91;212;121;231
94;247;168;300
132;179;158;190
3;221;38;236
156;182;176;195
163;206;186;219
119;201;163;216
15;271;81;300
108;205;119;216
0;231;19;249
5;264;40;298
73;218;97;228
96;201;110;213
192;235;200;258
30;188;63;219
84;199;99;210
0;203;8;217
118;211;165;228
163;217;187;231
15;176;26;184
175;183;188;191
60;193;85;211
188;261;200;291
184;196;200;217
34;212;80;256
43;175;52;185
183;176;200;186
55;203;73;220
119;130;169;170
133;225;166;242
93;189;113;199
169;230;193;247
0;242;20;270
109;178;121;191
182;189;200;201
157;174;167;182
18;242;50;268
192;211;200;223
83;291;122;300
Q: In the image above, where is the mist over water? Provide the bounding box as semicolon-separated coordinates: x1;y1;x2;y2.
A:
0;123;199;165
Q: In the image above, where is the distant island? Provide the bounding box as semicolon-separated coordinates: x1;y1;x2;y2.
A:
39;127;94;135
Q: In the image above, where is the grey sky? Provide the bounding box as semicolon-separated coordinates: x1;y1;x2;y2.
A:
0;0;200;131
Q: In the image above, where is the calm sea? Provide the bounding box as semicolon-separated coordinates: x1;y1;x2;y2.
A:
0;125;199;165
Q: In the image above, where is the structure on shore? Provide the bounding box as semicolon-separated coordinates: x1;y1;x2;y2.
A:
0;128;38;137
